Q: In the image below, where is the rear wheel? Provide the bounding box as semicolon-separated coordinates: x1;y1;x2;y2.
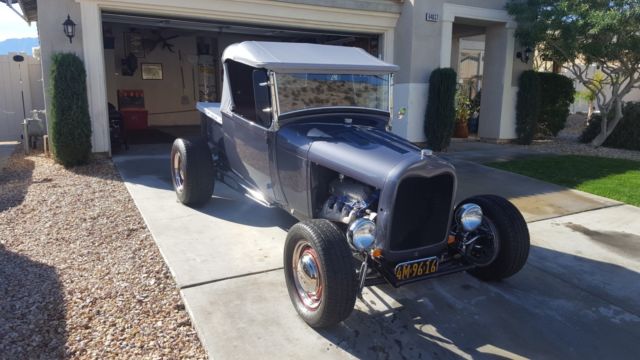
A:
170;137;215;206
463;195;530;281
284;219;358;328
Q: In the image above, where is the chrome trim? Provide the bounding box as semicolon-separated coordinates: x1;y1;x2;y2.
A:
269;71;280;131
456;203;483;232
277;106;390;118
172;151;184;192
389;73;394;120
347;218;376;251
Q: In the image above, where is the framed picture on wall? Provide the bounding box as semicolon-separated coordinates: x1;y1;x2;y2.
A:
124;31;145;58
141;63;163;80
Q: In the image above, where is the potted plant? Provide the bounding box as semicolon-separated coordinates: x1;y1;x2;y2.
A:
454;90;471;138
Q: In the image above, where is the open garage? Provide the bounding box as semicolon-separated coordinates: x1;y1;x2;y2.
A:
101;12;384;147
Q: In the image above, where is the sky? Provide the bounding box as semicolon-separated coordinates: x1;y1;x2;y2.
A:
0;5;38;41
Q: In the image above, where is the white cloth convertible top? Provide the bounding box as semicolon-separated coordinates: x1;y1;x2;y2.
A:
221;41;399;74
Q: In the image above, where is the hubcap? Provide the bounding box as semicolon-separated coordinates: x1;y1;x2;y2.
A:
172;151;185;191
292;240;323;310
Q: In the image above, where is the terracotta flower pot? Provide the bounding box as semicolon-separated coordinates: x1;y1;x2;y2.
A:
454;122;469;138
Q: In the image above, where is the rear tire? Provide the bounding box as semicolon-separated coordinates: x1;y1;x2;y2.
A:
170;137;215;206
284;219;358;328
464;195;530;281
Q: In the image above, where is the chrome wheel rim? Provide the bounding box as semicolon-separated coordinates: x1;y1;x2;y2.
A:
292;240;323;310
172;151;185;191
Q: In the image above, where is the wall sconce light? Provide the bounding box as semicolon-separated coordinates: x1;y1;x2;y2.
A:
63;15;77;44
516;47;533;64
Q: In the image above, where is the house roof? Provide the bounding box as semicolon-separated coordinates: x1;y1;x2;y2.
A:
9;0;37;22
222;41;398;74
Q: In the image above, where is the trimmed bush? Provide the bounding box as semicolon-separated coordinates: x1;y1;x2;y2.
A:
579;115;602;144
49;53;92;166
515;70;541;144
537;72;575;136
425;68;457;151
580;102;640;150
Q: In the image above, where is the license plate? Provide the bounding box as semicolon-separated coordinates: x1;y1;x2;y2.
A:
394;257;439;281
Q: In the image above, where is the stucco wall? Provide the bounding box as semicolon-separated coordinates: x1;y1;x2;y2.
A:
391;0;522;142
37;0;84;134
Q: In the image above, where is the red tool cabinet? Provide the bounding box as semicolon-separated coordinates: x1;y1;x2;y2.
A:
117;90;148;130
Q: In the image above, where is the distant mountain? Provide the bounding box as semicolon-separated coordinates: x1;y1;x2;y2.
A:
0;37;39;55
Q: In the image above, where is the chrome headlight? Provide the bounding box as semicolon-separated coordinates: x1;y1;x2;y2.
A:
347;218;376;251
456;203;483;232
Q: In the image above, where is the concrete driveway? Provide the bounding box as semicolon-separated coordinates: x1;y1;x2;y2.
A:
114;144;639;359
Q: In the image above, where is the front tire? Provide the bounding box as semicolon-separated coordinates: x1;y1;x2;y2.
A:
170;137;215;206
284;220;358;328
464;195;530;281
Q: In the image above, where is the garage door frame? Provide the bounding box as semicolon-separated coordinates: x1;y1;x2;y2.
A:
78;0;399;154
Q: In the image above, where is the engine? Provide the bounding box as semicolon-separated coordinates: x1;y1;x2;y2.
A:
318;177;377;224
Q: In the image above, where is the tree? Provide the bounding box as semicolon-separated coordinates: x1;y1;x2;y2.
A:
507;0;640;146
50;53;92;166
574;71;606;119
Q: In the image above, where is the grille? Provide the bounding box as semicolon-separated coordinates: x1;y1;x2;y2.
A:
389;175;454;251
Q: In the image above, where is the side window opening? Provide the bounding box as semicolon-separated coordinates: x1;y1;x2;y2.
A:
226;60;272;127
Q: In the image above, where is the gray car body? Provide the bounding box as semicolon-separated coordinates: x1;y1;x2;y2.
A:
202;105;458;263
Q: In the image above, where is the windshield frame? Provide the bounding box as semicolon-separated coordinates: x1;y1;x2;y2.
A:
272;72;394;118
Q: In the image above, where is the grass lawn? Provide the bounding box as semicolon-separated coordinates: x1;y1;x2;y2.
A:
488;155;640;207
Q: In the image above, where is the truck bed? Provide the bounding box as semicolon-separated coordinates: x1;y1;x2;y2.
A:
196;102;222;124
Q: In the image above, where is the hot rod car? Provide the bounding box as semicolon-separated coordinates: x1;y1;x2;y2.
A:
172;41;530;328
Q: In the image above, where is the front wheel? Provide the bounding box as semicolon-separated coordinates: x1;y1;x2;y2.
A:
284;220;358;328
463;195;530;281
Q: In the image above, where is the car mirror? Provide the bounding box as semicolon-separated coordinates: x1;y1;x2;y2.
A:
253;70;272;127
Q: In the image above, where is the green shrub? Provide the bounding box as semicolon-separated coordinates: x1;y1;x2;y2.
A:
516;70;541;144
49;53;92;166
425;68;457;151
537;72;575;136
579;102;640;150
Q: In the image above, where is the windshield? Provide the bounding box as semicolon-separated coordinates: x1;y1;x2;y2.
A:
275;73;391;114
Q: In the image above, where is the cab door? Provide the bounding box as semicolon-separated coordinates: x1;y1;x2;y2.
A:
222;62;275;203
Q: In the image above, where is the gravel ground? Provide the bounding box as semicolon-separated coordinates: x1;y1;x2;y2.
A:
501;113;640;162
0;147;206;359
521;139;640;162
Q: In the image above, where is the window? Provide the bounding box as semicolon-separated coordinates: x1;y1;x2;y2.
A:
275;73;390;114
226;60;272;127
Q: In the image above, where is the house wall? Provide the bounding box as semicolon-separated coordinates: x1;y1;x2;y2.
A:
392;0;526;143
36;0;84;138
33;0;526;152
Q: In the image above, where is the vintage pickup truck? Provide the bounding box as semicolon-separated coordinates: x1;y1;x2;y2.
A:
172;41;529;328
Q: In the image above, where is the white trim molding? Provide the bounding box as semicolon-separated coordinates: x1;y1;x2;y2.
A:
80;1;111;154
442;3;516;28
440;20;453;68
78;0;399;33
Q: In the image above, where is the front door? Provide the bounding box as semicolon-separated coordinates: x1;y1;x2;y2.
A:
222;63;275;203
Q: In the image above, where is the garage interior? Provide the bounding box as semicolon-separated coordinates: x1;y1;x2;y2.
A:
101;13;381;151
